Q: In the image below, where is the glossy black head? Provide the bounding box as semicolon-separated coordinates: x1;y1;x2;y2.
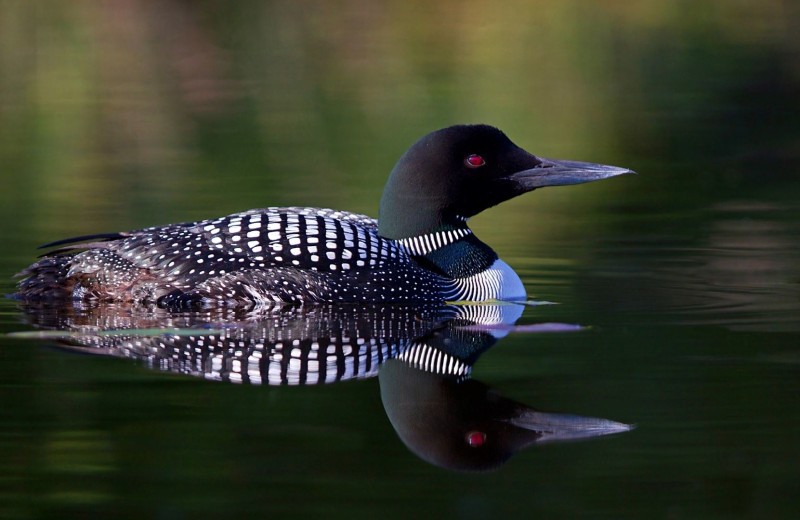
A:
378;125;633;239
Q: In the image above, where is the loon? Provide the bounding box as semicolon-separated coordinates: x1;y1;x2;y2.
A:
15;125;633;306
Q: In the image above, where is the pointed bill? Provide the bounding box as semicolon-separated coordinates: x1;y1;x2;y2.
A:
507;157;635;190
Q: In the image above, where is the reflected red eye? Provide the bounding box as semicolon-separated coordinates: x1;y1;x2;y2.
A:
465;154;485;168
466;431;486;447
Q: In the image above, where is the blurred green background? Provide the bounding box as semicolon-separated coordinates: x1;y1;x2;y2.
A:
2;0;796;238
1;1;799;519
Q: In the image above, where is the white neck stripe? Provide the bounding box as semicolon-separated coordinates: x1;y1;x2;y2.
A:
396;228;472;256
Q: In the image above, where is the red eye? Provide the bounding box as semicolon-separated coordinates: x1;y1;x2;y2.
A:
465;154;485;168
466;431;486;447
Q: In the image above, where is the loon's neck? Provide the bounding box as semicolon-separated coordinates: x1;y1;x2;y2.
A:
401;231;498;279
377;193;525;297
392;225;526;300
378;195;488;277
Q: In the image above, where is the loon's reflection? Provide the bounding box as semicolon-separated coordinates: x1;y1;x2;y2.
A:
17;301;632;471
378;304;632;471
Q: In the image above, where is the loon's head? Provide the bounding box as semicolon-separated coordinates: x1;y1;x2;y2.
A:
378;125;634;239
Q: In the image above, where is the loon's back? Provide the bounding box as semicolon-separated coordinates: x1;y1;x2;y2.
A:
17;207;459;306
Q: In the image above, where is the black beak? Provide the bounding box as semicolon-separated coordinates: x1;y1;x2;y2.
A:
508;157;635;191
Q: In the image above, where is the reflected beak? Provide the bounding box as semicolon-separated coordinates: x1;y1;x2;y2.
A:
508;157;635;191
508;410;635;444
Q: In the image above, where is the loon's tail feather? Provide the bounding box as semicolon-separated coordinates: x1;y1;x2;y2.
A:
38;232;128;250
14;256;75;300
15;248;159;302
38;241;120;258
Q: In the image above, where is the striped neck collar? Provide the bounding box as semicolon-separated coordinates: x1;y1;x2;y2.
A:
395;227;473;256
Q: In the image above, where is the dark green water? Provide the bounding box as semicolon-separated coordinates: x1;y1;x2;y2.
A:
1;1;799;518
